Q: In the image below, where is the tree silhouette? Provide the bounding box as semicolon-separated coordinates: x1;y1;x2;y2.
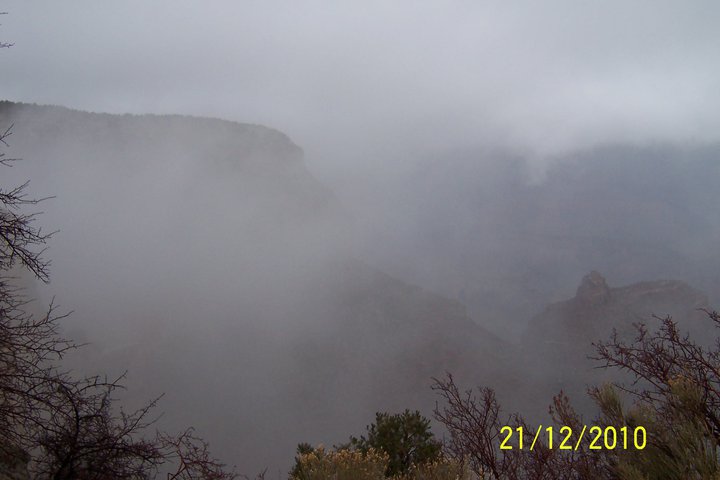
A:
1;40;247;478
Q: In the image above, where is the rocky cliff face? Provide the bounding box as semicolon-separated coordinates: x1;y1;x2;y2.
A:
519;271;710;414
0;101;509;473
525;271;707;351
574;271;611;307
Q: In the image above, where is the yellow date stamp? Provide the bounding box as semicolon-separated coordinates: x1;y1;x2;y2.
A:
499;425;646;451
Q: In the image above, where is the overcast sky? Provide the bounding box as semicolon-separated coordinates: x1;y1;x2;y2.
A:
3;1;719;174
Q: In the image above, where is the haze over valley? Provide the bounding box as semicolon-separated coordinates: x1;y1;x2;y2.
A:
1;2;719;477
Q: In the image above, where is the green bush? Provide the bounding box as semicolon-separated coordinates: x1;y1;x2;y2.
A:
351;410;443;477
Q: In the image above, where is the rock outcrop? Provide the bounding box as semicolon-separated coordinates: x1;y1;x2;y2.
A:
575;271;611;307
525;271;708;350
519;271;710;415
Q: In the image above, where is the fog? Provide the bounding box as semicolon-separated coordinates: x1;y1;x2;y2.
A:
4;1;720;171
2;2;720;475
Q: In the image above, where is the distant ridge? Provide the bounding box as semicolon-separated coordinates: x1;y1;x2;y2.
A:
517;271;710;415
0;100;305;168
525;271;708;351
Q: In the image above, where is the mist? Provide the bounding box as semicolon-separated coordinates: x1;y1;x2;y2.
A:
2;2;720;476
4;1;720;170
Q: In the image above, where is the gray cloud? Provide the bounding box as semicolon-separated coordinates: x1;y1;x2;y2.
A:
3;0;719;174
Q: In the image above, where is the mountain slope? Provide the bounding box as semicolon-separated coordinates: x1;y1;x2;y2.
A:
0;101;511;472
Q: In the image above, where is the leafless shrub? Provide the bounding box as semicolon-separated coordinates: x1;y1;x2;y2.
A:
1;121;244;478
